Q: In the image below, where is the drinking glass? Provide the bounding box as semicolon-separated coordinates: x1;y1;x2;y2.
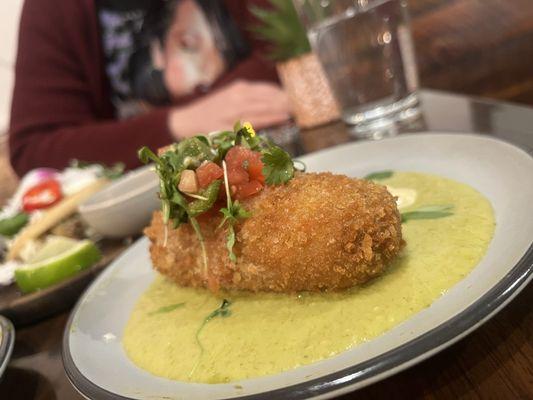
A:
293;0;420;137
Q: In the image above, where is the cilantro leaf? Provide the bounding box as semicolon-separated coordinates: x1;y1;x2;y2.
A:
218;202;250;262
261;146;295;185
219;201;251;227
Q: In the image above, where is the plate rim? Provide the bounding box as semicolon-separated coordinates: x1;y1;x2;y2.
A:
62;132;533;400
0;315;15;378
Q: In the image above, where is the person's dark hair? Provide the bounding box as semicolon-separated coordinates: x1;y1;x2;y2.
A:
129;0;249;104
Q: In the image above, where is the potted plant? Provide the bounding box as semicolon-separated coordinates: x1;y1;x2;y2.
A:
251;0;340;128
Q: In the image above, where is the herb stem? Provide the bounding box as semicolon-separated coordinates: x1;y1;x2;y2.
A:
189;299;232;379
222;160;232;209
186;193;209;201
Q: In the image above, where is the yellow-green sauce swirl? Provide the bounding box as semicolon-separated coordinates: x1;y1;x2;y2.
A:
122;172;495;383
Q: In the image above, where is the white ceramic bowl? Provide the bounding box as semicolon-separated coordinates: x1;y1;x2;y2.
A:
78;166;160;238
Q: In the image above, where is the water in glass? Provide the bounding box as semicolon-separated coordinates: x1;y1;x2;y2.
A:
307;0;419;133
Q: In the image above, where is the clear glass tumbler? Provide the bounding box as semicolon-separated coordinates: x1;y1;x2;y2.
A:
293;0;420;137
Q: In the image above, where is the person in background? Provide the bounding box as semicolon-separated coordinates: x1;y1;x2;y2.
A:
9;0;290;176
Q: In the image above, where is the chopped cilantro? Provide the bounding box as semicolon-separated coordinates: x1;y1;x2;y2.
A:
262;146;295;185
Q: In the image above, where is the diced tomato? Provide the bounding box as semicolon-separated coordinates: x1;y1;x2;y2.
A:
224;146;247;169
227;168;248;185
248;160;265;184
22;179;63;212
234;180;263;200
196;162;223;189
224;146;266;199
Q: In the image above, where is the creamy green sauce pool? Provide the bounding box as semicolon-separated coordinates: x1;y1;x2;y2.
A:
122;172;495;383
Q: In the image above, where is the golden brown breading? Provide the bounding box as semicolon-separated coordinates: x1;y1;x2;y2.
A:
144;172;404;292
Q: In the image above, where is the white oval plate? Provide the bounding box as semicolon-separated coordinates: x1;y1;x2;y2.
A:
63;133;533;400
0;315;15;378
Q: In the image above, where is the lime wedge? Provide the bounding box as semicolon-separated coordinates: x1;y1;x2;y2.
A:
14;238;101;293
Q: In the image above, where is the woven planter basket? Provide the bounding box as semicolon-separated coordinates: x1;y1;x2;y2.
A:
277;53;340;128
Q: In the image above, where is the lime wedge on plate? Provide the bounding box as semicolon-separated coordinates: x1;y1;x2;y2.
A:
14;236;101;293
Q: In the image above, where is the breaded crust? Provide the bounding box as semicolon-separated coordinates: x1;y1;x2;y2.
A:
144;173;404;292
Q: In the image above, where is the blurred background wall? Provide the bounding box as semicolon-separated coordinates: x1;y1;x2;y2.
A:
0;0;22;135
0;0;532;135
410;0;533;104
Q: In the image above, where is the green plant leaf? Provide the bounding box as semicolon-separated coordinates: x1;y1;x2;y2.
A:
148;302;185;316
249;0;311;61
189;299;233;378
364;170;394;180
401;205;454;222
262;146;295;185
196;299;233;349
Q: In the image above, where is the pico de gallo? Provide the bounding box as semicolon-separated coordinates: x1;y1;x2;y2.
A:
138;122;299;263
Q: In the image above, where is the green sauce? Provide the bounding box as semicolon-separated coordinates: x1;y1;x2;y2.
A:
122;172;495;383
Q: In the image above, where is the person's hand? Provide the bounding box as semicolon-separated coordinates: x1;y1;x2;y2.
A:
168;80;291;138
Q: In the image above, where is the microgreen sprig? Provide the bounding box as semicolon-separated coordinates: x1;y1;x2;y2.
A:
148;302;185;316
401;205;454;222
218;161;251;262
190;299;233;378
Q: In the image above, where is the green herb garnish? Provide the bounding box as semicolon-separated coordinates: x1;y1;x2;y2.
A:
262;146;295;185
0;213;29;237
401;205;454;222
218;161;251;262
190;299;233;377
234;121;261;150
70;160;125;180
364;170;394;181
196;299;232;346
148;302;185;316
138;144;214;275
138;121;296;265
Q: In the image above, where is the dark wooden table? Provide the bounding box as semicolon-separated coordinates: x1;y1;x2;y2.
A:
1;90;532;399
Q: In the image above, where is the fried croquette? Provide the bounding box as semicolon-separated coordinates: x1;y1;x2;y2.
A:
144;172;404;292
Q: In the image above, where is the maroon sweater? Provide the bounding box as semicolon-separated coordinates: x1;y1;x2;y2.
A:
9;0;277;176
